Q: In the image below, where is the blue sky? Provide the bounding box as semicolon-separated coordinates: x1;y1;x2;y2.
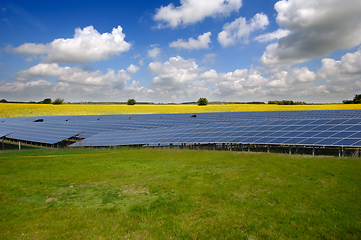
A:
1;0;361;103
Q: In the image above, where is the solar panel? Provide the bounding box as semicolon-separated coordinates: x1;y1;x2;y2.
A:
1;109;361;148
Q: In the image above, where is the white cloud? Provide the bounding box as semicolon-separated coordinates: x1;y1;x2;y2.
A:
148;47;161;58
127;64;140;74
254;29;290;42
16;63;69;81
318;48;361;81
149;56;200;89
12;25;131;63
202;53;217;64
218;13;269;47
15;63;130;86
261;0;361;66
154;0;242;28
169;32;211;50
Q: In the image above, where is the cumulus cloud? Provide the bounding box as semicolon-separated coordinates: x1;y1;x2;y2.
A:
154;0;242;28
149;56;200;90
218;13;269;47
261;0;361;66
254;29;290;42
16;63;130;86
127;64;140;74
12;26;131;63
318;48;361;81
148;47;161;58
169;32;211;50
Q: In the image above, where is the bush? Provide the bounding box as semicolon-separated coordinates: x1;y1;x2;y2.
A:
268;100;295;105
268;101;277;105
197;98;208;106
52;98;64;105
343;100;354;104
127;99;136;105
0;99;7;103
353;94;361;104
41;98;52;104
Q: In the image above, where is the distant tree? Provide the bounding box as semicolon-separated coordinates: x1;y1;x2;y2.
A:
268;101;277;104
127;98;136;105
52;98;64;105
41;98;52;104
197;97;208;106
0;99;7;103
343;100;354;104
294;101;306;105
353;94;361;104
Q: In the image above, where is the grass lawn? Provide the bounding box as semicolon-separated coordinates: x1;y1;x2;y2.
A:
1;148;360;239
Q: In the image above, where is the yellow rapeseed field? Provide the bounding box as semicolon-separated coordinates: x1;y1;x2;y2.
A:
1;103;361;117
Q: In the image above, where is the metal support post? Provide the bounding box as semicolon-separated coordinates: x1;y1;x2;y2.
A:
267;145;270;153
289;145;292;155
213;143;216;151
312;146;315;156
248;144;250;152
2;137;4;150
19;141;21;150
230;143;232;151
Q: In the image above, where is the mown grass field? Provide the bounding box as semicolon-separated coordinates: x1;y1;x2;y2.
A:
1;103;361;117
1;148;360;239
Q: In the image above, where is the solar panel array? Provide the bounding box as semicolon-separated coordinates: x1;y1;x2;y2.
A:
1;110;361;148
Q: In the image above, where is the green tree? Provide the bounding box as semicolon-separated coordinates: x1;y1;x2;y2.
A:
197;97;208;106
41;98;52;104
343;100;354;104
127;98;136;105
52;98;64;105
353;94;361;104
0;99;7;103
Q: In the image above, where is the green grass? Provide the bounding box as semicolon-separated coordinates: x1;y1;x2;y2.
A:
1;148;360;239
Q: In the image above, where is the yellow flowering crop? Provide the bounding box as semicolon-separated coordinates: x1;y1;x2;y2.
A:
1;103;361;117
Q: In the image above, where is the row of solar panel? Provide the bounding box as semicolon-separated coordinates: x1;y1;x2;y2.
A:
1;110;361;147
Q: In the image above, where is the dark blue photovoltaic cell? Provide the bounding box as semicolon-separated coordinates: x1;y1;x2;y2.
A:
297;132;319;137
351;140;361;146
297;120;316;125
283;132;303;137
331;132;356;138
282;126;301;131
284;138;306;144
0;131;11;138
297;126;316;131
257;137;276;143
345;125;361;131
298;138;323;145
269;131;287;137
328;125;352;131
312;125;333;131
229;137;249;142
326;119;348;124
255;131;273;137
242;137;262;143
313;132;338;137
316;138;341;145
349;132;361;138
333;139;359;146
343;119;361;124
268;138;292;144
